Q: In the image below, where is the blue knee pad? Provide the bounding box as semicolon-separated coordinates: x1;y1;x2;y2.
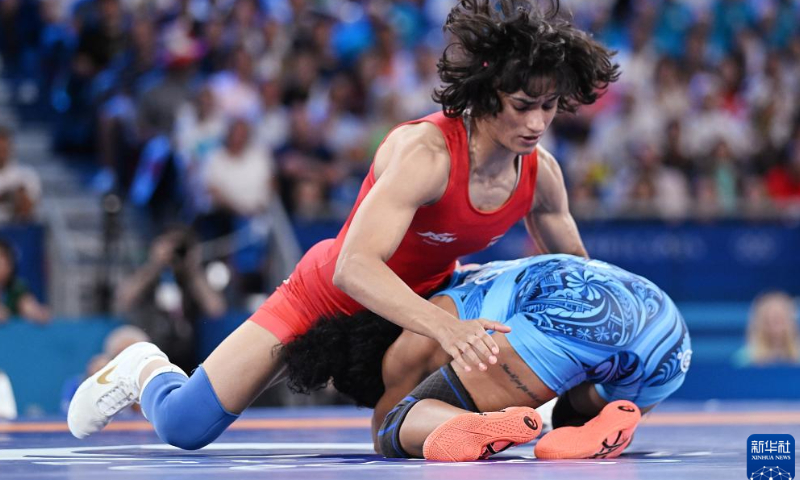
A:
378;364;478;458
140;366;238;450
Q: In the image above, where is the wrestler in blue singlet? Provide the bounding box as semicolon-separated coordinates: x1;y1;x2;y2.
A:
437;254;692;408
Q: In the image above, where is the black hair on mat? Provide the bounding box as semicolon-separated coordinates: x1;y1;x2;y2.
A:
281;310;402;408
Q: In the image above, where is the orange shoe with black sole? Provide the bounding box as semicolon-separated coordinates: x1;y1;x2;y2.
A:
534;400;641;459
423;407;542;462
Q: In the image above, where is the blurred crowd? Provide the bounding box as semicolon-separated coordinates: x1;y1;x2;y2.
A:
0;0;449;229
0;0;797;328
555;0;800;220
0;0;797;228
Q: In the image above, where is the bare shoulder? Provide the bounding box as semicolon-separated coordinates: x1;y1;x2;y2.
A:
535;145;565;183
392;121;447;151
373;122;449;180
535;145;559;171
533;145;567;212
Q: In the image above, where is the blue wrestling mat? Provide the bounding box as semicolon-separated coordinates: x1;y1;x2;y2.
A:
2;402;799;480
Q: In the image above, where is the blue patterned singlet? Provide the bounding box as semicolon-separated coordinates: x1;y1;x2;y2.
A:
437;254;692;407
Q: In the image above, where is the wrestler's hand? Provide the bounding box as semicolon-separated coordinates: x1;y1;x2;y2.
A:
435;319;511;373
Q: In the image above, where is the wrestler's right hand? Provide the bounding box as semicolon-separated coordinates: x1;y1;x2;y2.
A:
434;319;512;373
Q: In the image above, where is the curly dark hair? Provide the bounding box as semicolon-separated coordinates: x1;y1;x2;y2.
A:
280;310;402;408
433;0;620;117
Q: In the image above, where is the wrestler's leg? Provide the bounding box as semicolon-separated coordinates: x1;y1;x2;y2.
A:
196;321;285;412
376;331;553;460
134;268;326;451
372;329;450;452
68;319;286;450
69;300;295;450
399;399;474;457
137;321;286;449
378;363;542;461
551;383;607;428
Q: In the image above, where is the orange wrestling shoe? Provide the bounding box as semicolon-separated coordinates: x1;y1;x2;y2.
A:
534;400;641;459
423;407;542;462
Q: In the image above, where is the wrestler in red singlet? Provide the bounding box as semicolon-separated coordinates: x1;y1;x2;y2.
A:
252;111;538;343
67;0;622;453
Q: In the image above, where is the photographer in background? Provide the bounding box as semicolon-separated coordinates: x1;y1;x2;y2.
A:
115;226;226;372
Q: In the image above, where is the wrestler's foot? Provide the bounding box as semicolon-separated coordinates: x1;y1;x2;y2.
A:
68;342;169;439
534;400;641;459
423;407;542;462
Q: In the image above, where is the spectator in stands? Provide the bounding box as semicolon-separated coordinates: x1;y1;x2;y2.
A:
0;239;50;324
711;0;758;55
607;140;691;219
0;127;42;224
588;89;662;172
254;77;289;152
253;18;289;80
227;0;264;57
739;174;773;217
734;291;800;366
274;107;332;217
115;226;226;372
93;15;159;194
661;119;695;179
397;45;441;120
55;0;130;152
694;174;724;219
174;83;227;217
317;71;367;160
745;52;796;155
328;133;372;219
5;0;800;223
649;57;691;122
135;28;198;142
202;118;275;226
198;17;229;76
124;31;201;225
208;47;261;120
702;139;740;214
683;75;754;162
73;0;128;77
280;48;322;107
292;178;331;221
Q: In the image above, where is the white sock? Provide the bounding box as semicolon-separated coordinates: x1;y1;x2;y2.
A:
138;363;188;400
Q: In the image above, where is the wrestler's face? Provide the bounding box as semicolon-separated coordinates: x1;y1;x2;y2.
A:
488;90;558;155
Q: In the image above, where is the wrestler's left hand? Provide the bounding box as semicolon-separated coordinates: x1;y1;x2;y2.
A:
434;319;512;373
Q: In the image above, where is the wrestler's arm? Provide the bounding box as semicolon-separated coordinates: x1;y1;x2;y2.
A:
524;146;588;258
333;124;510;372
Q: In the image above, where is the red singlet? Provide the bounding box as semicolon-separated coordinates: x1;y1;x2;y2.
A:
250;112;539;343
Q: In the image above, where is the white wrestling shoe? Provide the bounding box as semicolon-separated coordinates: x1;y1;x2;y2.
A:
68;342;169;439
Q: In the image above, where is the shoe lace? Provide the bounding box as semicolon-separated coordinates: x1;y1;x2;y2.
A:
96;380;136;416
